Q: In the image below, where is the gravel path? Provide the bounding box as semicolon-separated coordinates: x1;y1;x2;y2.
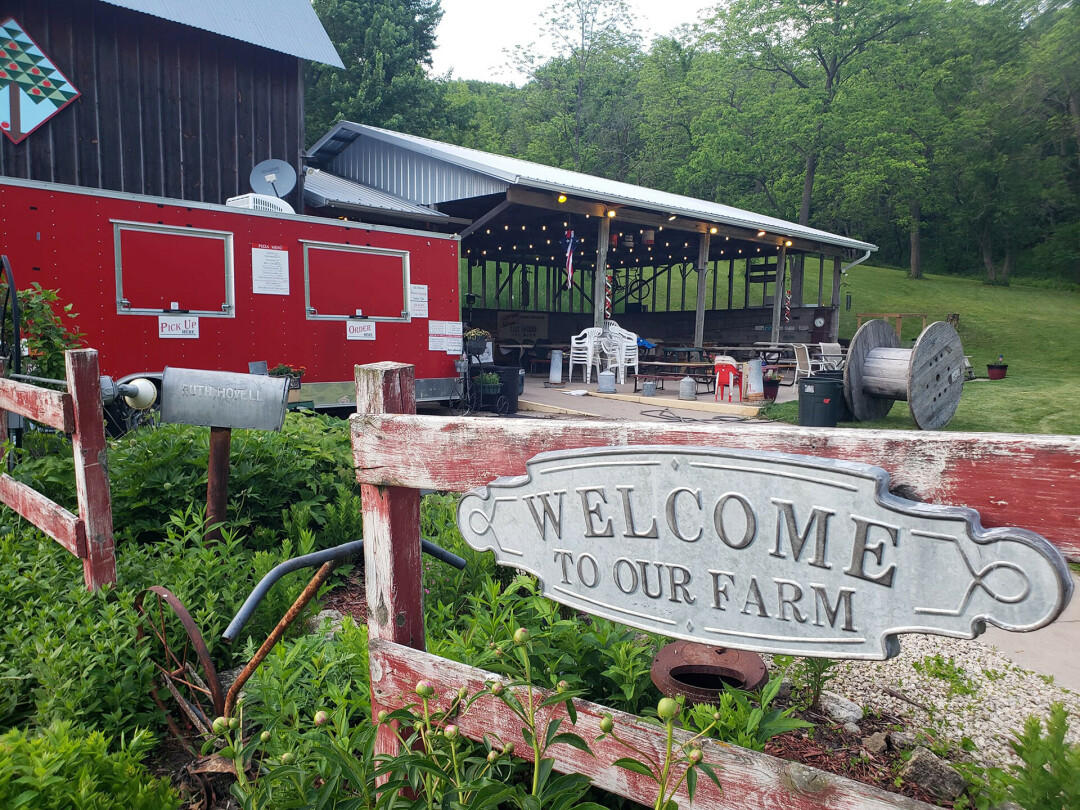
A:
824;633;1080;767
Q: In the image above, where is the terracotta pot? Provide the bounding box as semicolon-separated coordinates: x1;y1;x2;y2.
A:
987;364;1008;380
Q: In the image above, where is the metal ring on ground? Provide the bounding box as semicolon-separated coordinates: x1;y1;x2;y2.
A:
650;640;768;705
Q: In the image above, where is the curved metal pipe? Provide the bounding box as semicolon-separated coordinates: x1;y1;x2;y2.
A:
222;537;467;642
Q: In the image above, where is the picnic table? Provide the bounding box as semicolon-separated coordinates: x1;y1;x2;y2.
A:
634;361;716;393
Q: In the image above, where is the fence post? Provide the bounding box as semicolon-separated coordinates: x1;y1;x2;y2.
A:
355;362;424;760
65;349;116;589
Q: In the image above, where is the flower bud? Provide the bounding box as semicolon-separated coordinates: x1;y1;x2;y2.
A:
314;710;329;726
487;750;499;763
228;717;240;731
490;682;504;696
260;730;271;743
513;627;530;644
458;686;469;700
212;717;228;735
415;680;435;699
377;710;389;723
280;752;295;764
444;724;459;739
556;680;569;693
503;742;514;755
599;715;614;734
688;748;703;765
657;698;679;720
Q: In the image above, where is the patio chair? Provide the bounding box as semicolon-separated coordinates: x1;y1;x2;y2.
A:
793;343;828;384
598;332;625;383
819;342;845;370
610;325;639;382
714;355;742;402
569;327;603;383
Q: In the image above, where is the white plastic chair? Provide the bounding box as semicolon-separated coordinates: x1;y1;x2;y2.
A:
819;342;844;370
569;327;602;383
611;325;639;382
793;343;828;383
598;333;625;383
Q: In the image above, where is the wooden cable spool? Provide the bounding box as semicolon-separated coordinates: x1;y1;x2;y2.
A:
844;319;965;430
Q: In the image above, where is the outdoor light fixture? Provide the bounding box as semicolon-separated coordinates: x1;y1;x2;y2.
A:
557;193;568;203
607;209;616;217
785;240;793;247
709;226;718;234
668;214;677;221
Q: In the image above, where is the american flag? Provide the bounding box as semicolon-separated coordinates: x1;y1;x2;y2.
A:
564;229;576;288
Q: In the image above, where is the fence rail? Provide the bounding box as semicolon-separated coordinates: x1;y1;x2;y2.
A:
0;349;115;589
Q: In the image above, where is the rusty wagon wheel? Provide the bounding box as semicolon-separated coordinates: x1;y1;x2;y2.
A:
135;586;225;748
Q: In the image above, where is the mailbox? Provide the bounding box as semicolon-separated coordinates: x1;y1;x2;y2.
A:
160;367;289;431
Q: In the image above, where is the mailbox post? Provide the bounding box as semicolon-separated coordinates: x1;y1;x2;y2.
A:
161;368;289;540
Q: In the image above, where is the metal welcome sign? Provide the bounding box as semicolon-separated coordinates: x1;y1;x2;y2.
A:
458;446;1072;660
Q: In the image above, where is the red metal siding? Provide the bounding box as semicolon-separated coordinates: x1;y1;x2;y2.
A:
0;180;460;383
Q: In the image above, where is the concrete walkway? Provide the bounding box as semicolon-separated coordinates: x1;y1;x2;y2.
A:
510;372;1079;693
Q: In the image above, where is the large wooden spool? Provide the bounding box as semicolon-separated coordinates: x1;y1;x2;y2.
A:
844;319;965;430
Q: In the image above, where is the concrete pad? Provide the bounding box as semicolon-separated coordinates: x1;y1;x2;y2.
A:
979;573;1080;692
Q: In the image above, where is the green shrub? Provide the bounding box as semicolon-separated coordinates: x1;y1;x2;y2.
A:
0;281;85;381
959;703;1080;809
683;675;811;751
0;721;180;809
9;412;361;550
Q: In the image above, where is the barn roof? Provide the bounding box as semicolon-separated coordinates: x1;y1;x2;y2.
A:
307;122;877;254
96;0;344;67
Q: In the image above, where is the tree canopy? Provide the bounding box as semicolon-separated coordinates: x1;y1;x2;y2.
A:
307;0;1080;285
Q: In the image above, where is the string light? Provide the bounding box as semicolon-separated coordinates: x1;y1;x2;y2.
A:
557;193;568;203
668;214;677;221
757;230;766;237
606;209;616;218
709;227;718;234
785;240;793;247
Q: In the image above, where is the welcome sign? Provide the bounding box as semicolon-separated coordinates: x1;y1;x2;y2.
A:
458;446;1072;660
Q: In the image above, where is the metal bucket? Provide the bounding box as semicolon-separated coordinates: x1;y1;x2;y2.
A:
642;380;657;397
597;370;616;393
678;376;697;400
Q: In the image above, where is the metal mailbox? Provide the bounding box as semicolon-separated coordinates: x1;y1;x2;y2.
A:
160;367;289;431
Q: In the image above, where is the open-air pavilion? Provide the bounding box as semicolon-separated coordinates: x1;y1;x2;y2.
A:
305;123;877;348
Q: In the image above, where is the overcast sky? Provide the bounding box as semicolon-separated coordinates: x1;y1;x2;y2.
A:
430;0;714;85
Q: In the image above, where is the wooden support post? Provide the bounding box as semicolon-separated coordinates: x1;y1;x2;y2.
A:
831;256;842;341
770;245;787;342
727;258;734;310
355;362;424;762
693;233;710;349
593;217;611;328
206;426;231;541
65;350;116;590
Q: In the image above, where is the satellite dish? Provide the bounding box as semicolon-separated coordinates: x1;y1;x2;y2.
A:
249;159;297;198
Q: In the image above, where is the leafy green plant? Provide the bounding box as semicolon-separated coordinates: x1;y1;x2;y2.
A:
599;696;723;810
774;654;838;711
957;703;1080;809
0;721;180;809
473;371;500;386
683;675;812;751
0;281;85;381
912;653;978;697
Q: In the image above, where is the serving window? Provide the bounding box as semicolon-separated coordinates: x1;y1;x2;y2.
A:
113;221;234;316
302;241;410;322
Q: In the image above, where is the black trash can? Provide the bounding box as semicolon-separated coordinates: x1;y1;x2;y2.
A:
809;370;851;421
488;366;521;414
798;375;845;427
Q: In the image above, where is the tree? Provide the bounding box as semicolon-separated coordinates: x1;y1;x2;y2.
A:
697;0;920;298
306;0;444;143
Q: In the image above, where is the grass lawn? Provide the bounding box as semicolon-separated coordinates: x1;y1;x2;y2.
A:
766;265;1080;435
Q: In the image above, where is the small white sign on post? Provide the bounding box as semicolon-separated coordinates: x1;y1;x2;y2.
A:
251;244;290;295
158;315;200;339
346;320;376;341
409;284;429;318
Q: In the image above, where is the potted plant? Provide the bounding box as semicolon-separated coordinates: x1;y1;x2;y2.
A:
473;371;501;396
762;368;782;401
269;362;306;401
463;328;491;357
987;354;1008;380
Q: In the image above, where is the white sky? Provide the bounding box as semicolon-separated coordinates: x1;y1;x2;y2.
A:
430;0;715;85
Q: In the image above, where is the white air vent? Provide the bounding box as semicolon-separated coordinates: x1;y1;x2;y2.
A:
225;193;295;214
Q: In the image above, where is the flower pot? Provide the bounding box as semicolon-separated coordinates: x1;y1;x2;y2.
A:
477;382;501;396
763;379;781;401
987;363;1008;380
465;337;488;357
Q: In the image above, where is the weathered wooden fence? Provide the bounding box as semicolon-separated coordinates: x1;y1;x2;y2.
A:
352;361;1080;808
0;349;115;589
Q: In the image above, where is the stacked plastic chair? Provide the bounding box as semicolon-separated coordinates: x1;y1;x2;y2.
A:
714;355;743;402
568;327;603;383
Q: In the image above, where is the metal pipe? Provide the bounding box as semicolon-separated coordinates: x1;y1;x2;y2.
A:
221;537;466;643
8;372;68;388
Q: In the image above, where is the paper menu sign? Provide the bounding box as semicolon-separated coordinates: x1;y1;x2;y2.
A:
409;284;429;318
252;244;290;295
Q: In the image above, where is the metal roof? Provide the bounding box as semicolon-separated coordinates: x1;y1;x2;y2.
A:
96;0;344;67
304;169;449;220
308;122;877;253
